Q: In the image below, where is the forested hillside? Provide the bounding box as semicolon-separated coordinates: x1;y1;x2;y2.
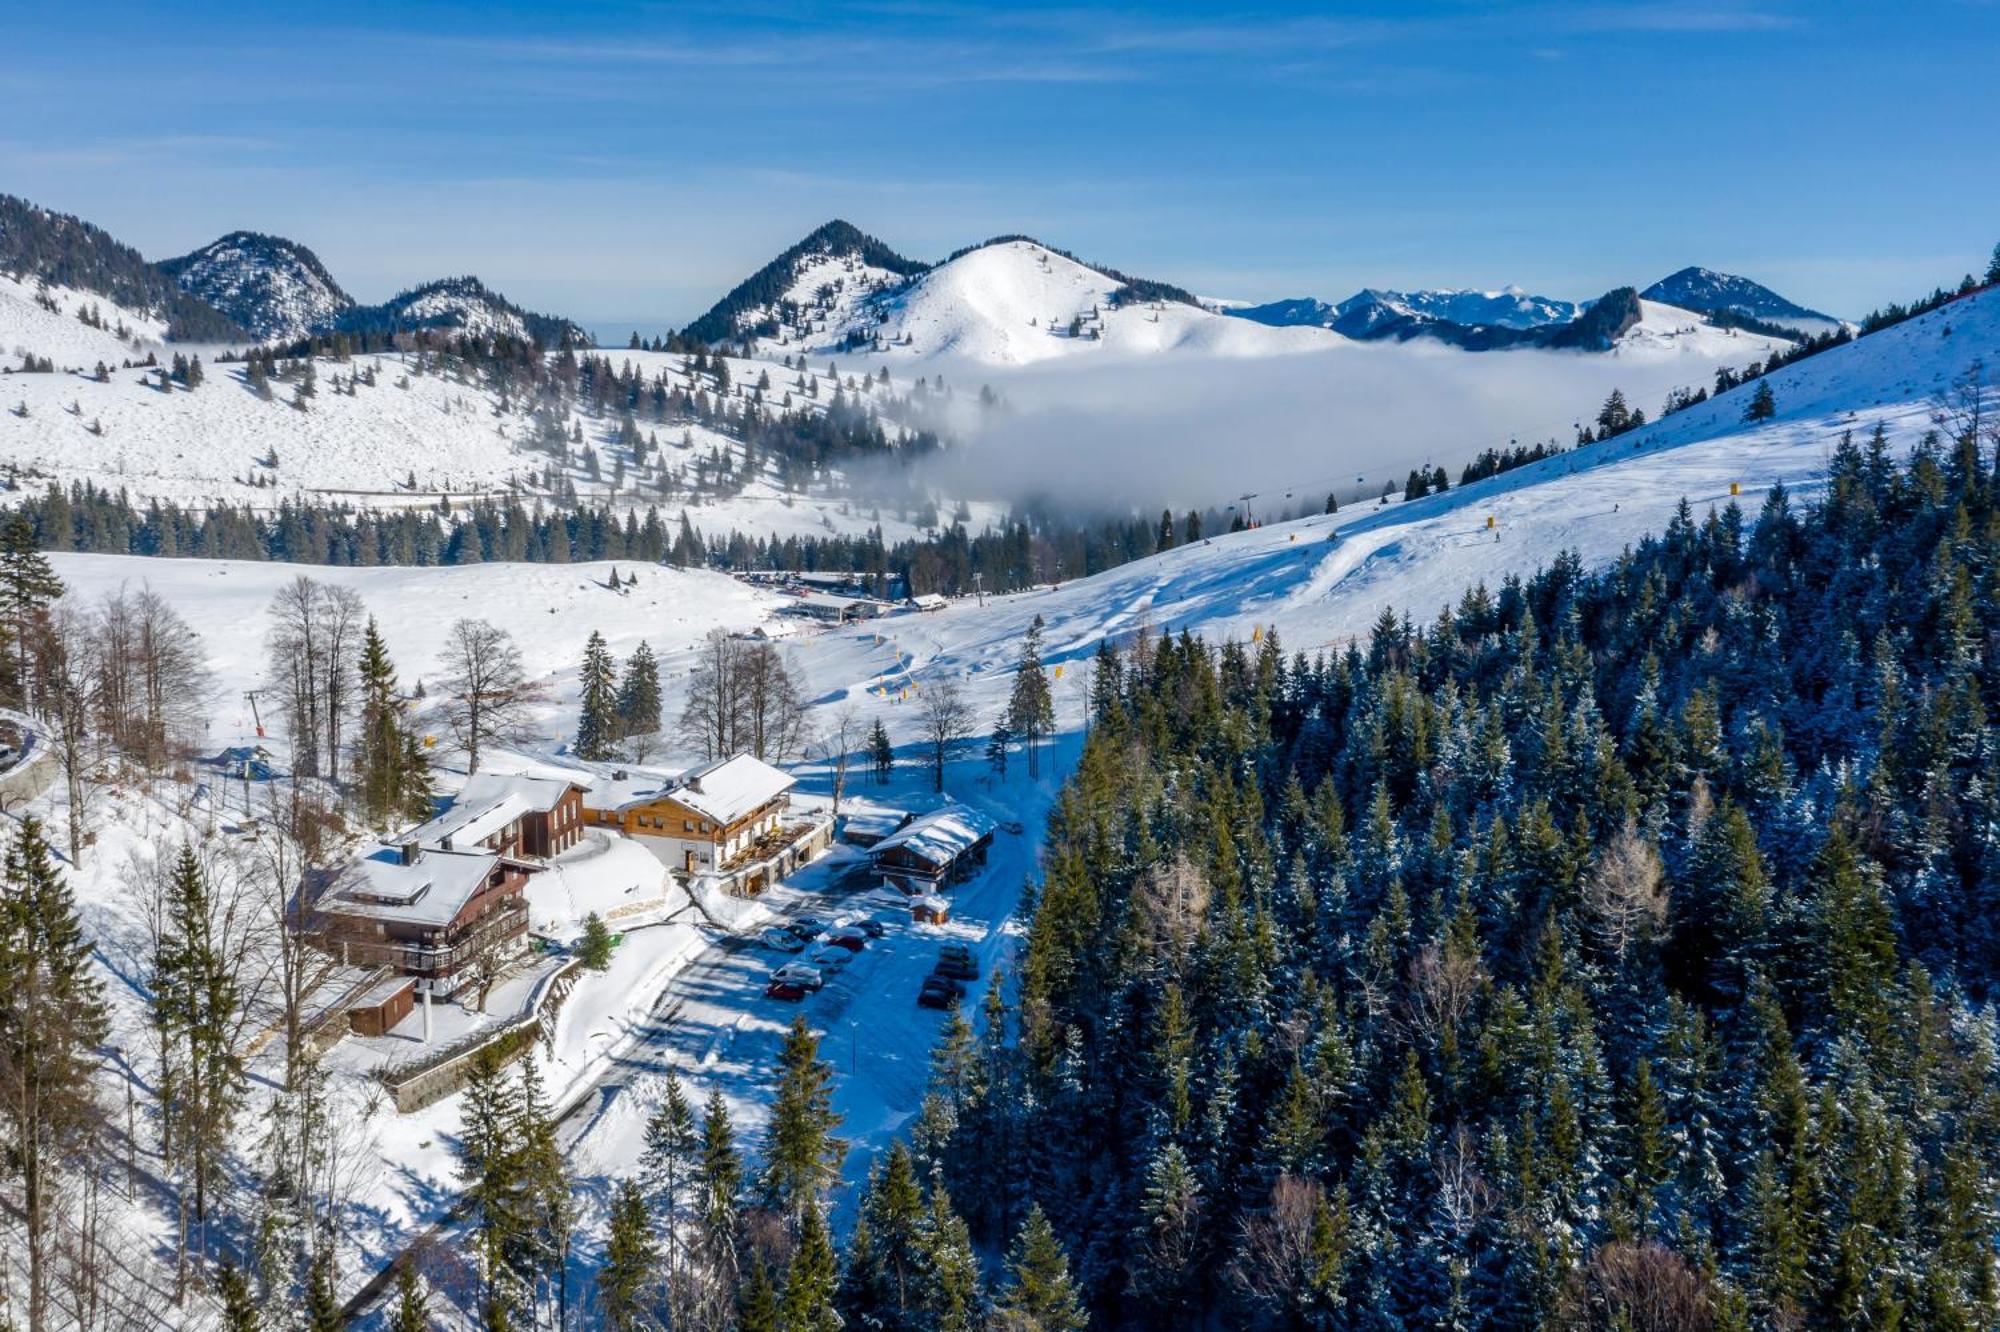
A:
0;193;247;342
893;423;2000;1329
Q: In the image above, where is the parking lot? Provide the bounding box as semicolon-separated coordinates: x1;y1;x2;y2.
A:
557;801;1036;1189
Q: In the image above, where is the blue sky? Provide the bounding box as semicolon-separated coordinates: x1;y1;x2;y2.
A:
5;1;1997;333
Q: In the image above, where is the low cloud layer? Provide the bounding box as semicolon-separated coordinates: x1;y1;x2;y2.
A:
920;339;1744;515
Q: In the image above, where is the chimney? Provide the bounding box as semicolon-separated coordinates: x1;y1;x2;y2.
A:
398;840;420;866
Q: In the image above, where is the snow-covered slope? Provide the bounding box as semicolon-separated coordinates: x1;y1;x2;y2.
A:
821;284;2000;725
158;231;354;343
0;273;168;370
0;345;973;544
1610;297;1792;362
0;191;246;343
1641;265;1845;337
835;238;1328;364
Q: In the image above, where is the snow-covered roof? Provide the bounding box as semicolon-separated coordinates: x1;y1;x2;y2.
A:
456;771;583;815
400;771;585;852
322;845;501;927
842;806;910;842
669;754;795;826
872;804;996;868
403;791;530;852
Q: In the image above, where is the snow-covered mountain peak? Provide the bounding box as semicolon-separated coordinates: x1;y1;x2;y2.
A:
1640;265;1843;337
683;220;928;347
158;230;354;344
337;276;587;347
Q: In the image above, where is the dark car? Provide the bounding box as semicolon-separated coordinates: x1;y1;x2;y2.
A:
934;944;980;980
918;976;963;1009
849;918;887;939
766;979;808;1002
788;915;830;939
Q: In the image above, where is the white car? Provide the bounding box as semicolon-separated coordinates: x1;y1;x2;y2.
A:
773;962;824;991
810;946;854;972
761;928;806;953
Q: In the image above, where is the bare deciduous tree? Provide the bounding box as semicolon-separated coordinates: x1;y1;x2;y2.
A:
810;705;860;817
438;619;542;773
1403;940;1487;1053
739;641;810;764
240;782;341;1092
1555;1240;1714;1332
1132;855;1213;977
678;629;746;761
94;585;209;773
37;601;101;866
266;578;365;783
916;677;973;792
1583;818;1668;965
1229;1175;1348;1317
678;631;810;763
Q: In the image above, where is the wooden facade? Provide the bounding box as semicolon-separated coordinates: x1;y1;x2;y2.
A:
318;851;531;997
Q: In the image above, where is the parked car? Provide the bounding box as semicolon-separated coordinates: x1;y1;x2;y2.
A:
934;943;979;980
827;927;868;951
810;946;854;972
760;928;806;953
846;918;887;939
773;962;824;991
918;975;963;1009
766;979;808;1002
790;915;831;938
1002;820;1025;836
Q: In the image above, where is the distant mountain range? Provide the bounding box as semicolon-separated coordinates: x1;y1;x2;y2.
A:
680;221;1838;363
1230;268;1843;349
0;193;585;350
0;189;1841;365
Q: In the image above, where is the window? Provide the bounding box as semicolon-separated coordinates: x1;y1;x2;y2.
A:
684;819;693;832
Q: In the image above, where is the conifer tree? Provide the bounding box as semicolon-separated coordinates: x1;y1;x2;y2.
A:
693;1087;744;1324
871;718;895;784
639;1071;699;1308
217;1262;260;1332
356;618;431;825
918;1185;983;1332
779;1207;841;1332
738;1258;779;1332
456;1047;524;1325
577;912;614;970
390;1261;431;1332
514;1057;576;1327
0;814;109;1332
1007;616;1057;778
599;1179;658;1332
0;511;62;703
1745;379;1778;422
762;1017;846;1223
994;1204;1088;1332
303;1247;341;1332
152;843;244;1238
576;629;620;761
615;640;661;742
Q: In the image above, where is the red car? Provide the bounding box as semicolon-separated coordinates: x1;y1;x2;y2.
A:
827;929;867;952
766;979;808;1002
